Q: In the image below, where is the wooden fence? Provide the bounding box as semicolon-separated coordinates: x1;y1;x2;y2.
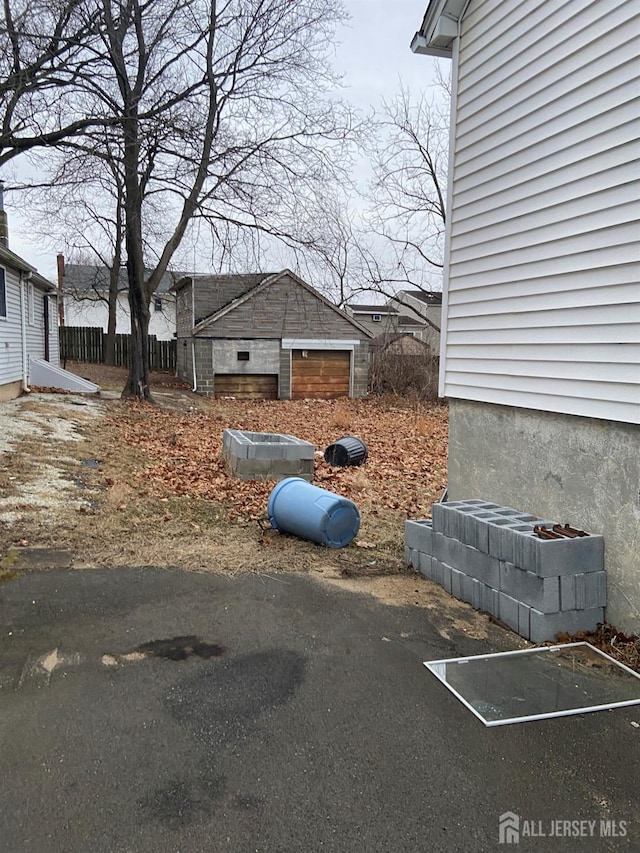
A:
60;326;176;371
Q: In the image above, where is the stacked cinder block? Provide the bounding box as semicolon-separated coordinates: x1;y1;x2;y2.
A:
222;429;315;481
405;500;606;643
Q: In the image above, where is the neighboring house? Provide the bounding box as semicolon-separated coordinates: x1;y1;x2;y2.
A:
344;302;401;337
0;197;60;401
412;2;640;630
173;270;373;398
60;259;185;341
389;290;442;353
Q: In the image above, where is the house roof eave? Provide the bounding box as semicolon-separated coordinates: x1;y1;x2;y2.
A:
411;0;467;57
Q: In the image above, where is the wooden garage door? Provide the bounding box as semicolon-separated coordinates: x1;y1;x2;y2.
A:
291;350;350;399
214;374;278;400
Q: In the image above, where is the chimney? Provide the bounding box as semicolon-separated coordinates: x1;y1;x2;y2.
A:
0;182;8;248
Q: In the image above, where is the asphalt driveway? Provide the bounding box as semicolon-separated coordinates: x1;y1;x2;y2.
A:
0;567;637;852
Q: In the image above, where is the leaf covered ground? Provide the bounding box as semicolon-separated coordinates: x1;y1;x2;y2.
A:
1;371;449;578
108;396;448;523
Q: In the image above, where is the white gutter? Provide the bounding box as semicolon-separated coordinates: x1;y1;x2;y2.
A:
191;340;198;392
19;270;30;392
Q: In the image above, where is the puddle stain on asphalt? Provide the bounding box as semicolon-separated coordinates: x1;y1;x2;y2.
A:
136;649;306;829
101;635;225;666
138;773;227;830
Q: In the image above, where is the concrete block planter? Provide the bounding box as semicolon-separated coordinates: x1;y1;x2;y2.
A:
222;429;315;481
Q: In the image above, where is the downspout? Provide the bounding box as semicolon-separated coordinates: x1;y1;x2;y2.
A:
43;294;50;361
191;340;198;392
19;270;30;392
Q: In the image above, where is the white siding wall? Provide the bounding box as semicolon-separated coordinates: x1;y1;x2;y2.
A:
443;0;640;424
0;266;24;387
64;292;176;340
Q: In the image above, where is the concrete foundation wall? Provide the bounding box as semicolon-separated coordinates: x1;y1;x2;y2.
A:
448;399;640;633
212;339;280;374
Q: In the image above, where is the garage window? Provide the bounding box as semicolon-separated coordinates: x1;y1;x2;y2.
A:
237;351;250;361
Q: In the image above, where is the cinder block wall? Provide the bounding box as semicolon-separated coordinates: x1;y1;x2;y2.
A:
352;342;369;398
279;348;291;399
447;399;640;634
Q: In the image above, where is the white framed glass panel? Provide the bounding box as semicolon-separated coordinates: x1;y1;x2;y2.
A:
424;643;640;727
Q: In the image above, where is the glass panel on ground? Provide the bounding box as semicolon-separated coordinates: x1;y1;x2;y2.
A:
423;643;640;727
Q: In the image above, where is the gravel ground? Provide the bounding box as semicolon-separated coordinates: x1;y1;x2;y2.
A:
0;392;105;525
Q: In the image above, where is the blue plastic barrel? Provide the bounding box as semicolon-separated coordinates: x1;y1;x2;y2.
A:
267;477;360;548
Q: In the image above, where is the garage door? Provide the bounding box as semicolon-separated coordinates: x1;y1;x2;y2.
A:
291;350;350;399
214;374;278;400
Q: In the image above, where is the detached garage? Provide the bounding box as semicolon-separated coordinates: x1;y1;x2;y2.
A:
173;271;372;399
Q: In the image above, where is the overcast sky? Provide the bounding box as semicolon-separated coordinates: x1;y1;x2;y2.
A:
6;0;439;281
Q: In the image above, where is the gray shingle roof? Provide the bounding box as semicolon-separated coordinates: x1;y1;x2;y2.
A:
402;290;443;305
63;264;191;295
347;303;399;314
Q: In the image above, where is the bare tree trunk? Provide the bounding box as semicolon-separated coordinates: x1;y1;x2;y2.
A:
104;266;118;365
123;274;151;399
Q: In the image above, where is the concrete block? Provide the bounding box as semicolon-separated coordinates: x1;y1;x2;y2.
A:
481;585;500;618
432;533;500;588
462;574;484;610
250;442;284;460
450;567;464;600
518;602;531;640
529;607;605;643
234;458;273;479
404;546;412;567
519;533;604;577
284;441;314;461
560;572;607;610
487;518;520;562
431;502;460;538
404;520;433;555
498;591;520;633
441;562;453;594
431;558;444;587
499;561;560;613
467;511;497;553
418;552;433;580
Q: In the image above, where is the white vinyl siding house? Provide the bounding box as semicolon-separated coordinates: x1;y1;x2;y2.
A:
412;0;640;632
0;251;59;399
438;0;639;424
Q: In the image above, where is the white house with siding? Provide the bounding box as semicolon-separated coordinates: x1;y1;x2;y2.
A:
412;0;640;631
0;201;60;400
61;260;179;341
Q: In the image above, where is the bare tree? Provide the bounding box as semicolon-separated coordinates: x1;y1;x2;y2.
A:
364;83;448;298
1;0;356;400
0;0;112;165
282;80;449;332
13;136;126;363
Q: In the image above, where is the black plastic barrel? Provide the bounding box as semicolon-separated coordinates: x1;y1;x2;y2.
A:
324;435;368;467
